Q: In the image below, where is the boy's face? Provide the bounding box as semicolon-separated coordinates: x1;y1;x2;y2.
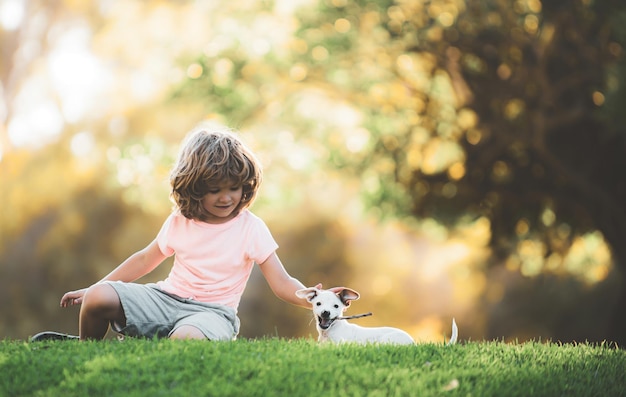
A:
201;182;243;224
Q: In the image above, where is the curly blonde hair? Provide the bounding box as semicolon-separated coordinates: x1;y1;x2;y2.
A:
169;126;262;221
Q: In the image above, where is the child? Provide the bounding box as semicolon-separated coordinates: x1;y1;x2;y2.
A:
33;124;315;341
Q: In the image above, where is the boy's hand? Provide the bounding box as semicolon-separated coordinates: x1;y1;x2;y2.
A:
60;288;87;307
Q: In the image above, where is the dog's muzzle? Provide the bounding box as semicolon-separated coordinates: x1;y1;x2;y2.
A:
317;311;336;330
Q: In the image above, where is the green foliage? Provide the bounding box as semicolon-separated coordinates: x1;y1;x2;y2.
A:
170;54;261;126
0;339;624;397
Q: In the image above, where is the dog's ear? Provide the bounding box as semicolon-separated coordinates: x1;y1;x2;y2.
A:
295;287;318;302
337;288;360;306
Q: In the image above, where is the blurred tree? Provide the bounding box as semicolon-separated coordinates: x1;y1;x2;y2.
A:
284;0;626;343
375;0;626;344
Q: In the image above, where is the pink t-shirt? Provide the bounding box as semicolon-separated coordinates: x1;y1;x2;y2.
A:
155;209;278;310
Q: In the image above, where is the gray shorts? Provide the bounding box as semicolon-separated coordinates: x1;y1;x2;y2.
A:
105;281;240;341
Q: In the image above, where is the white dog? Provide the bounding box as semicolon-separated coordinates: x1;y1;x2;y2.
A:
296;287;458;345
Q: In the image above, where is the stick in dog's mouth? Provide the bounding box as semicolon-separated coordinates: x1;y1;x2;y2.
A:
336;312;373;320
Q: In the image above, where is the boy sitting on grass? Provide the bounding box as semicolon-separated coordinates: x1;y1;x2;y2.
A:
33;124;319;341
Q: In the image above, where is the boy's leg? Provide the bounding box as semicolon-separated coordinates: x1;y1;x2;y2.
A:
169;310;237;341
169;325;207;340
79;283;125;340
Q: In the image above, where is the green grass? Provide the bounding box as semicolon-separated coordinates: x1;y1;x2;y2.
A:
1;338;624;397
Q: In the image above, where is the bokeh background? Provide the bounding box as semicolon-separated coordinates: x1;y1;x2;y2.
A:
1;0;625;345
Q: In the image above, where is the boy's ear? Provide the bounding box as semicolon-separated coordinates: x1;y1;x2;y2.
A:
336;288;360;306
295;287;318;302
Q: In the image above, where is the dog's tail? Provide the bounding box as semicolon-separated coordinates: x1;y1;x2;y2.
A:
447;318;458;346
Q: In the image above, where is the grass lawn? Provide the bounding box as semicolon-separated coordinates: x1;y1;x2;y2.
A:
0;338;624;396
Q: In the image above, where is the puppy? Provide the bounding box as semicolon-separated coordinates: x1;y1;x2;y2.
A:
296;287;458;345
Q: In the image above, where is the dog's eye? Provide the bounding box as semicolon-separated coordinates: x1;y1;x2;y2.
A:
334;304;339;308
316;302;321;306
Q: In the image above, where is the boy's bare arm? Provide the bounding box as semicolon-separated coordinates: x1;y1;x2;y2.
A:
98;239;166;284
60;239;166;307
258;252;311;309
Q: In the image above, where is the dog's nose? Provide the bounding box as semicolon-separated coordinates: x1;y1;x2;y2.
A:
321;310;330;319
